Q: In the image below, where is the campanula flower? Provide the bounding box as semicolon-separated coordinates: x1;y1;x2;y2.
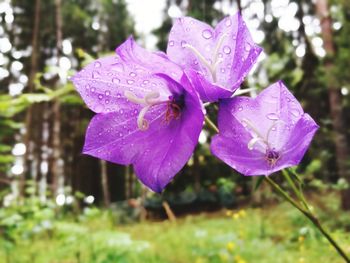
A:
71;37;204;192
167;12;262;102
211;81;319;176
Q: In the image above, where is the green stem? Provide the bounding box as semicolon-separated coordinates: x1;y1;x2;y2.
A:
282;170;309;211
204;116;350;262
265;176;350;263
204;115;219;133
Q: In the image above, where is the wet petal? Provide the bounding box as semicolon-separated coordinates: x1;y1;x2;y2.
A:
167;13;262;101
211;81;319;176
71;37;182;113
83;87;204;192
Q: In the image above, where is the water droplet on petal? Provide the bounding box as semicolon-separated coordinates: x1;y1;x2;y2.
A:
112;78;120;84
143;80;149;85
98;94;103;100
92;71;100;79
225;19;232;27
202;29;213;39
90;87;96;92
238;106;243;111
181;40;187;48
94;61;101;68
223;46;231;54
116;93;121;98
169;40;175;46
105;91;110;96
266;113;279;120
245;43;251;52
111;63;124;72
127;79;135;84
105;99;109;104
129;72;136;77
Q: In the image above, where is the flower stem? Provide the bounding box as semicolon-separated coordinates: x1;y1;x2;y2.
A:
282;170;309;211
204;116;350;262
265;176;350;262
204;116;219;133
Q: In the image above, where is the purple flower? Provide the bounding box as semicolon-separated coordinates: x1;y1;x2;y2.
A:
71;37;204;192
211;81;319;176
167;13;262;102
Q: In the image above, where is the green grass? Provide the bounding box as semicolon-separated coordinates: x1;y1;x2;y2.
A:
1;194;350;263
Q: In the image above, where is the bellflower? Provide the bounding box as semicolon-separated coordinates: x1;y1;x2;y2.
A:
167;12;262;102
71;37;204;192
211;81;319;176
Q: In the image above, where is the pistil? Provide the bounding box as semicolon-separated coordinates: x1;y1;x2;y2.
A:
183;33;227;82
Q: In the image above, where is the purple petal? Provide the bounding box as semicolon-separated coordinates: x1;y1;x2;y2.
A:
167;13;262;102
211;81;319;176
71;37;181;113
83;85;204;192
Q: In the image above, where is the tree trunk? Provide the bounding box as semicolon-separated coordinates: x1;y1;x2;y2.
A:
22;0;41;197
100;160;110;207
51;0;63;194
315;0;350;209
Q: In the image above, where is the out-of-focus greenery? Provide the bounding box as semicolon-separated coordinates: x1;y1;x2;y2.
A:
0;190;349;263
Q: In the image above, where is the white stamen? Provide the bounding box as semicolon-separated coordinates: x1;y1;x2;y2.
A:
183;33;227;83
124;90;164;131
183;44;212;71
266;120;285;142
137;105;151;130
241;118;269;148
248;137;264;150
124;90;146;105
233;88;257;96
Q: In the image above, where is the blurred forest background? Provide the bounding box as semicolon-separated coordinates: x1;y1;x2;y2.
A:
0;0;349;262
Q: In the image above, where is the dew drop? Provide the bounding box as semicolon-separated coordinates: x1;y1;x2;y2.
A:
169;40;175;46
181;40;187;48
105;91;110;96
244;43;251;52
119;109;124;114
112;78;120;84
90;87;96;92
127;79;135;84
202;29;213;39
92;71;100;79
111;63;124;72
129;72;136;77
85;84;90;90
220;68;225;73
94;61;101;68
238;106;243;111
223;46;231;54
218;53;223;58
105;99;109;104
266;113;279;120
116;93;121;99
225;19;232;27
143;80;149;84
98;94;103;100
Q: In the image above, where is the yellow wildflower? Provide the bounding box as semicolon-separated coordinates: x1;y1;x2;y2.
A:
226;241;235;252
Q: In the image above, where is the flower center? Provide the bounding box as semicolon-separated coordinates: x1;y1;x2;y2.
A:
241;118;284;167
265;149;281;167
124;91;183;131
164;95;184;123
183;33;227;83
